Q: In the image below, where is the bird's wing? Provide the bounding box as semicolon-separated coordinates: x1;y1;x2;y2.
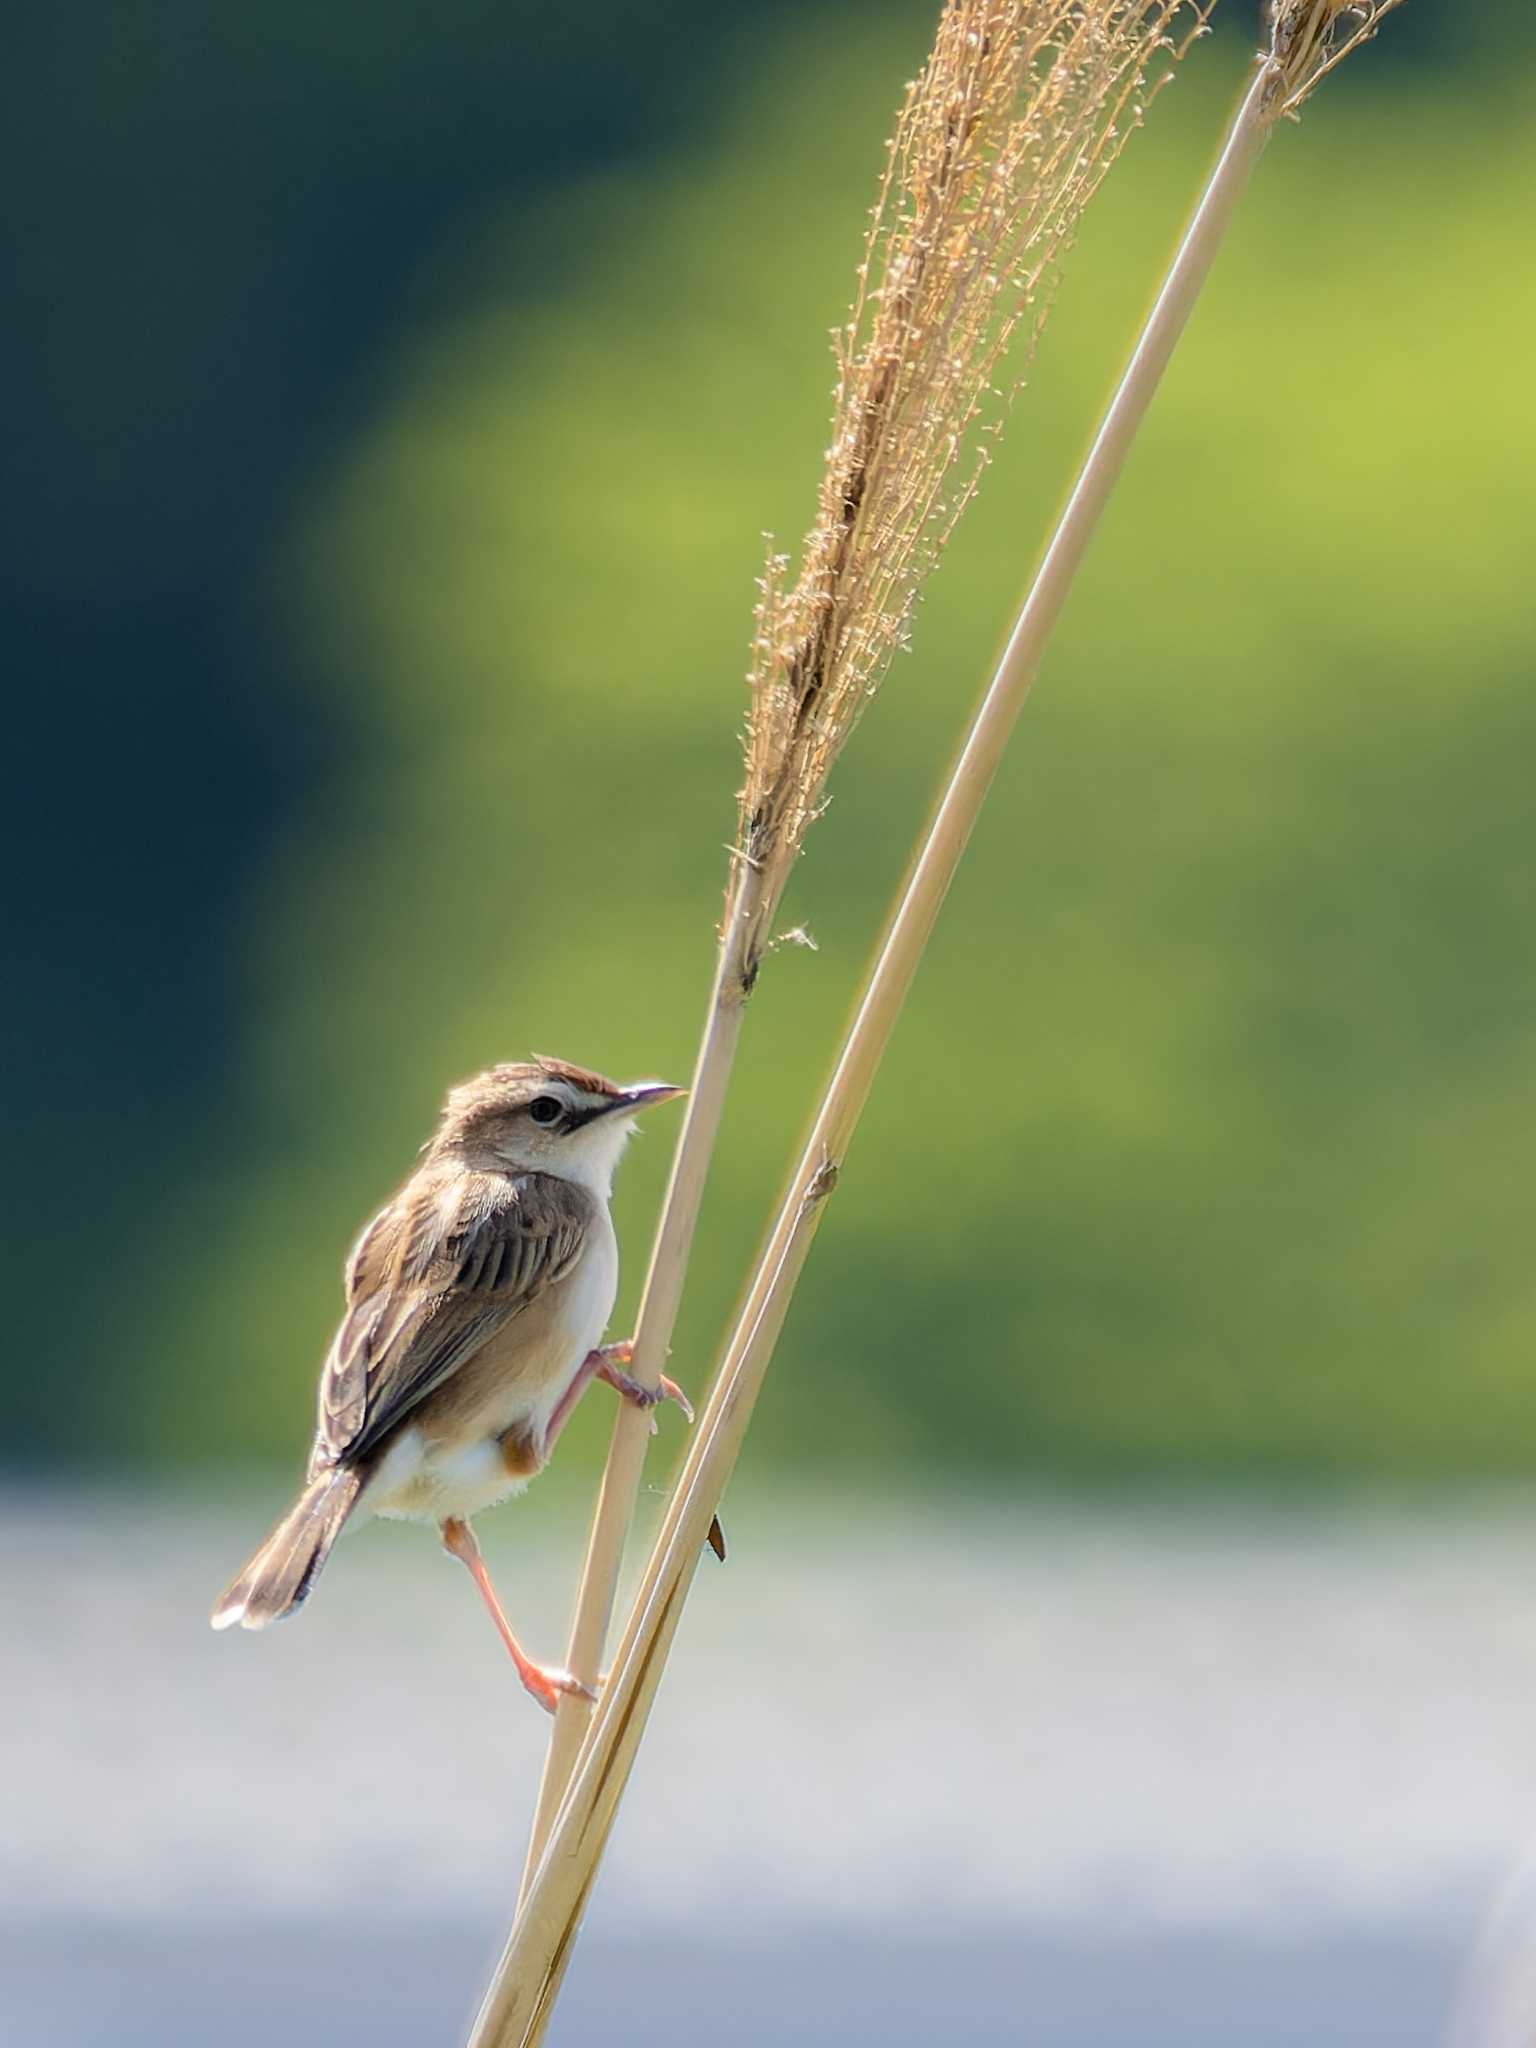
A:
312;1169;590;1471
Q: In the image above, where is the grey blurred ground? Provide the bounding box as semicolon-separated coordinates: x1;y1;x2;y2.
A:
10;1485;1536;2045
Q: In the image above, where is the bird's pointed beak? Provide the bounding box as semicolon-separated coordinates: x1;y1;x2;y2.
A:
618;1081;686;1115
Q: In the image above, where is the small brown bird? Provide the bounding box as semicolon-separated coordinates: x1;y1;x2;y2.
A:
212;1057;688;1711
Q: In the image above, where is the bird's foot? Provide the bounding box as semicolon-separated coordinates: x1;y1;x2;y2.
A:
524;1663;599;1716
592;1342;695;1429
440;1515;597;1715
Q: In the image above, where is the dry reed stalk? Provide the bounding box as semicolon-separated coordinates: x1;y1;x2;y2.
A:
471;6;1408;2044
520;0;1210;1888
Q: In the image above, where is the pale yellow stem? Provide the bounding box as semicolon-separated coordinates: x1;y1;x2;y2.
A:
518;862;761;1892
470;54;1278;2048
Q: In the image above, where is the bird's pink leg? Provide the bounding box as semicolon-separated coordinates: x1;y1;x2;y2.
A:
440;1516;595;1714
541;1340;694;1461
540;1346;605;1458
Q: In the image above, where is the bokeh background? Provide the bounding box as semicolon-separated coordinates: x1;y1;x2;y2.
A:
5;3;1536;2044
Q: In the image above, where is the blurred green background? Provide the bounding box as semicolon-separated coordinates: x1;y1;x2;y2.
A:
6;1;1532;1491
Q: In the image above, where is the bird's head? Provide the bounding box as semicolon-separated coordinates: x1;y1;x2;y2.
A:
435;1057;684;1194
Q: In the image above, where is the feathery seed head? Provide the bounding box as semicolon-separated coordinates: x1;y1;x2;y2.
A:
736;0;1209;971
1265;0;1407;117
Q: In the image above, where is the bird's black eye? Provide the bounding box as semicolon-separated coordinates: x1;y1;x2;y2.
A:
528;1095;563;1127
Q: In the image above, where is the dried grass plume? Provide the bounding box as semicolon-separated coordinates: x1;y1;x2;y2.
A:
737;0;1210;973
1266;0;1408;116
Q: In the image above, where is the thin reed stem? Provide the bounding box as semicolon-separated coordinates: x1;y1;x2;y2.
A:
469;52;1280;2048
519;860;762;1887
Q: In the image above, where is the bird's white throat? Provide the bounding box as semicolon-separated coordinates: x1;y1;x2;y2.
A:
541;1112;638;1198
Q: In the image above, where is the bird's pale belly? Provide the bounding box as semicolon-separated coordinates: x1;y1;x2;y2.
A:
360;1218;619;1526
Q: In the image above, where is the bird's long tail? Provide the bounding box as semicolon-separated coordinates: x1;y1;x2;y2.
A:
210;1466;363;1631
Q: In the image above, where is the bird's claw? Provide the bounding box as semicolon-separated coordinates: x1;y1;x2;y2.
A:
530;1665;598;1715
629;1372;693;1434
595;1346;695;1428
654;1374;695;1426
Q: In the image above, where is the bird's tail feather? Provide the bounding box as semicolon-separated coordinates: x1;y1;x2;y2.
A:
210;1466;363;1631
